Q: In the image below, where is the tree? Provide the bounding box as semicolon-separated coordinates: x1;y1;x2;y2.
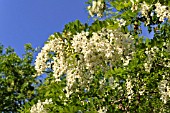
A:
0;44;37;112
21;0;170;112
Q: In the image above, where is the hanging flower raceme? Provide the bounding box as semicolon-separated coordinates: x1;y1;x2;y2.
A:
143;2;169;25
34;36;65;76
87;0;105;17
158;80;170;104
130;0;139;12
154;2;169;22
126;76;134;103
34;28;135;97
30;98;53;113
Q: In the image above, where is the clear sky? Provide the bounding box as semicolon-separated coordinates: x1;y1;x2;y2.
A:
0;0;153;57
0;0;88;56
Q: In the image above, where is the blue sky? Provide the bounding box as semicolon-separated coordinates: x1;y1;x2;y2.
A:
0;0;153;57
0;0;88;56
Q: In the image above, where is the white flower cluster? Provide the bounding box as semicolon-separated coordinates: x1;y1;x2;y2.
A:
158;80;170;104
140;2;152;25
155;2;169;22
87;0;105;17
34;35;65;77
144;44;170;73
116;19;126;27
98;106;107;113
30;98;53;113
34;28;135;98
72;30;115;74
130;0;139;12
162;41;170;68
126;77;133;103
69;29;134;94
140;2;170;25
144;46;159;73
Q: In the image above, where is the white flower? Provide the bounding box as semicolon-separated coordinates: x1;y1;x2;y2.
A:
158;80;170;104
126;77;133;103
116;19;126;27
98;106;107;113
140;2;152;25
30;99;53;113
87;0;105;17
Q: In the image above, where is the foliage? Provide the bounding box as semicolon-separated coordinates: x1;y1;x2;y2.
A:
21;0;170;113
0;44;37;112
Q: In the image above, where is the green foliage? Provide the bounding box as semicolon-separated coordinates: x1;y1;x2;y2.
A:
0;44;37;112
63;20;88;35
